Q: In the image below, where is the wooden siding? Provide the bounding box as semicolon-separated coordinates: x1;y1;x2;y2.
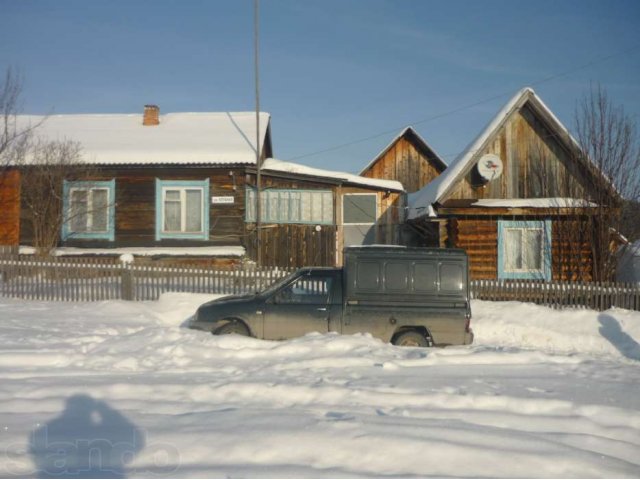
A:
245;172;341;267
361;136;443;193
246;223;337;267
0;169;20;245
444;105;591;203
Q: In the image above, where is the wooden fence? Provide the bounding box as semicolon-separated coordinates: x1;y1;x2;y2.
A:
471;279;640;311
1;253;639;311
0;254;293;302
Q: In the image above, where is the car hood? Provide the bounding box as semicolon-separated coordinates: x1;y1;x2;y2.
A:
199;293;258;309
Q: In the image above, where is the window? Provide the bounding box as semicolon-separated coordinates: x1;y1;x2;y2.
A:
155;179;209;240
62;180;115;241
343;193;377;246
498;220;552;280
274;275;333;304
343;193;377;224
246;188;333;224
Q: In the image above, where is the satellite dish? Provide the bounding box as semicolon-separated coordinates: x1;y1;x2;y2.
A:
476;154;503;182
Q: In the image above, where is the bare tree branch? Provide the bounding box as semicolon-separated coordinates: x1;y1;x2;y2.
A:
573;84;640;280
19;138;104;256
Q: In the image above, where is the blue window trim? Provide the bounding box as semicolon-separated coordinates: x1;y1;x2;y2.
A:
498;219;552;281
245;187;333;225
155;179;210;241
62;179;115;241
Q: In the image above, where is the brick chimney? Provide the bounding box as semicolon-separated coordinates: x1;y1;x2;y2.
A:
143;105;160;126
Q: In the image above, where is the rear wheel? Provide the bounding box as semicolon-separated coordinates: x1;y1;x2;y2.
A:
392;330;429;347
214;320;250;337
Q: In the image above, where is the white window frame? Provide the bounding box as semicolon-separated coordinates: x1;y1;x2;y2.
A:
161;187;205;234
245;188;333;225
155;179;210;241
498;220;552;281
68;187;110;233
503;227;544;273
62;179;115;241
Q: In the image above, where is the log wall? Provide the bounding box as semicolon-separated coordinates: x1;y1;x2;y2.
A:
448;216;595;281
448;218;498;280
0;169;20;245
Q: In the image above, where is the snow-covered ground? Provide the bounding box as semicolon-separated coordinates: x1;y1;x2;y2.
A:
1;294;639;478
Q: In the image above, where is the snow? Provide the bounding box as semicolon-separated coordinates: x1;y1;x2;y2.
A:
262;158;404;192
18;245;246;257
617;240;640;284
471;198;598;208
1;295;639;478
15;112;270;165
408;87;581;219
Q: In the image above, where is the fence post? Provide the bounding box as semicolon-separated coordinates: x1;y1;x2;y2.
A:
121;265;134;301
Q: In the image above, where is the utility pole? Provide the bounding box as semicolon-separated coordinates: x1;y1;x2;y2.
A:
254;0;262;266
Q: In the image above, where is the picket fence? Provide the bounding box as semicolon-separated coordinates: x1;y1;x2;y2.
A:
1;253;639;311
470;279;640;311
0;254;293;302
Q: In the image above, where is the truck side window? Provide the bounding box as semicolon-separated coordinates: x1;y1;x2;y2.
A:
439;264;464;291
275;276;333;304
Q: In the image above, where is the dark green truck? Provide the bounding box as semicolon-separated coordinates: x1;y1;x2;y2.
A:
189;246;473;347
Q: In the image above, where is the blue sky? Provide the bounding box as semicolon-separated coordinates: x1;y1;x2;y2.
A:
1;0;639;173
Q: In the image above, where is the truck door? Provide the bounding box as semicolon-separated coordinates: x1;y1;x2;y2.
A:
263;271;340;340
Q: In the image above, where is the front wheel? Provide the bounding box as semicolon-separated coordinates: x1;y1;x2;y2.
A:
392;330;430;347
214;320;250;337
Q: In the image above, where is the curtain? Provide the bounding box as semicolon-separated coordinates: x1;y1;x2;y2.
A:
185;189;202;232
164;190;181;232
69;190;88;232
91;189;108;232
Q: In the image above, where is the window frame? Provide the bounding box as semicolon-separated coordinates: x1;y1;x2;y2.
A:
498;219;552;281
155;179;210;240
245;187;334;225
62;179;115;241
342;193;378;226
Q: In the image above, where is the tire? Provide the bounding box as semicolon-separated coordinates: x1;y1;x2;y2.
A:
392;330;430;347
214;320;250;337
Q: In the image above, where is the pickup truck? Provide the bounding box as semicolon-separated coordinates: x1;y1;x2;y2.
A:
189;246;473;347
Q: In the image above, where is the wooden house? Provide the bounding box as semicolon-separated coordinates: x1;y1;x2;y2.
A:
407;88;612;281
359;126;446;193
2;106;403;267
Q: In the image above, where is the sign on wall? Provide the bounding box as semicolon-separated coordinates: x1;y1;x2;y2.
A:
211;196;235;205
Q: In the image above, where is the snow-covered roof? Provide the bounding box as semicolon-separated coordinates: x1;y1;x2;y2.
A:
472;198;598;208
359;126;447;176
408;88;582;220
262;158;404;192
18;245;246;257
15;111;271;165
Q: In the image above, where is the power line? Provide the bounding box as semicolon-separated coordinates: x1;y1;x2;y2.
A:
286;43;640;163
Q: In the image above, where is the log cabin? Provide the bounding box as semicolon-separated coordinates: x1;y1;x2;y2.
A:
406;88;615;281
2;106;403;267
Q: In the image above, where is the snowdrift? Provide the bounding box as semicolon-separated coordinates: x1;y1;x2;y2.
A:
0;294;639;478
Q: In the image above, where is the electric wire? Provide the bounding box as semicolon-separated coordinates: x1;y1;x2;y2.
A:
286;43;640;163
